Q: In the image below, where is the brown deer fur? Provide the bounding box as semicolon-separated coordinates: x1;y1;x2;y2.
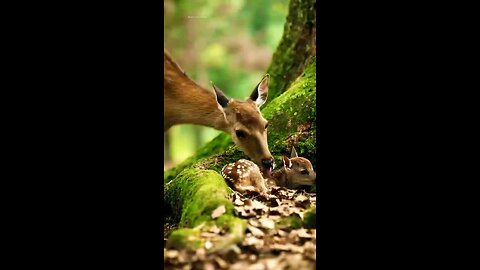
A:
164;48;274;173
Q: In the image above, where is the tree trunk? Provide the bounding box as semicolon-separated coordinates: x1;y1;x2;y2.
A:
265;0;316;104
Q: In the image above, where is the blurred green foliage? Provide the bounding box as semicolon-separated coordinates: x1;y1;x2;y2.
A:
165;0;289;165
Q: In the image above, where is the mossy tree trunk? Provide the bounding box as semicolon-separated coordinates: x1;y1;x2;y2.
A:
164;0;317;246
265;0;316;104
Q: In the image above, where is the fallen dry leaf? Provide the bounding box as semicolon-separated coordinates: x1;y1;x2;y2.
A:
251;200;266;210
247;225;265;237
214;256;229;269
297;228;312;239
211;205;226;219
205;240;213;250
258;218;275;229
164;182;317;270
248;219;260;227
165;249;179;259
234;197;245;206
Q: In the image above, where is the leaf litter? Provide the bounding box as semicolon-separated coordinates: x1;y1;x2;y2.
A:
164;186;316;269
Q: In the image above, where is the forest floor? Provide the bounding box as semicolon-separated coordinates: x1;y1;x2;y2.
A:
164;186;316;270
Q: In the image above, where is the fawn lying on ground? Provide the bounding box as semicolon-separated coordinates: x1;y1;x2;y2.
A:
221;147;316;194
164;48;274;175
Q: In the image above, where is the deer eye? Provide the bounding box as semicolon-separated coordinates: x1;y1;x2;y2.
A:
300;170;309;175
264;122;269;130
235;130;247;139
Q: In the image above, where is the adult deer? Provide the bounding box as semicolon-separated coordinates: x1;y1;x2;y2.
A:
164;48;274;176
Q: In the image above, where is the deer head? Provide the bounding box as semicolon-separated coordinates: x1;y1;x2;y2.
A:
212;75;274;176
281;147;316;189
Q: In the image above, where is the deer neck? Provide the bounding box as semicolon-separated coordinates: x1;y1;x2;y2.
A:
173;84;230;132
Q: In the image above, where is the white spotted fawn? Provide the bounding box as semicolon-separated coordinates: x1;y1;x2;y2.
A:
221;147;316;194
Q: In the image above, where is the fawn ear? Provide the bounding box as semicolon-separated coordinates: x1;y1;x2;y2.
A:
212;83;230;116
282;155;292;169
249;74;269;108
290;146;298;158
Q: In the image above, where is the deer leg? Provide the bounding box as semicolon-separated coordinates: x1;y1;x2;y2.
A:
234;184;257;194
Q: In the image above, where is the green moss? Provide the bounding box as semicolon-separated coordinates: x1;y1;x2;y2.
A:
277;214;303;229
264;0;316;104
304;206;316;229
261;58;317;163
165;168;233;227
165;168;248;250
166;228;203;250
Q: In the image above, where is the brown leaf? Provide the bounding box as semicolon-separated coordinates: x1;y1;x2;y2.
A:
247;254;257;262
248;219;260;227
254;193;270;202
258;217;275;229
263;257;282;269
214;257;229;269
278;205;292;216
211;205;226;219
243;236;264;247
270;243;304;253
177;250;189;263
251;200;266;210
294;194;311;208
165;249;179;259
295;194;309;203
268;207;281;215
195;248;206;260
297;228;312;239
234;196;244;206
269;215;282;221
203;262;216;270
205;240;213;250
235;206;256;218
247;225;265;237
229;262;251;270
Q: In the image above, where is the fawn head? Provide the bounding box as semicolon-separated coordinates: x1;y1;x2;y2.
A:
282;147;316;188
212;75;274;176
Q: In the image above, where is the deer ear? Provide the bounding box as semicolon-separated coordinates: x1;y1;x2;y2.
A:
282;155;292;169
212;82;230;109
249;74;269;108
290;146;298;158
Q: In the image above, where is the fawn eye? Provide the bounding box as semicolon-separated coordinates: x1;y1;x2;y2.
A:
235;130;247;139
300;170;309;175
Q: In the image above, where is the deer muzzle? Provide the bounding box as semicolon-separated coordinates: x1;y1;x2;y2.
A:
261;158;274;178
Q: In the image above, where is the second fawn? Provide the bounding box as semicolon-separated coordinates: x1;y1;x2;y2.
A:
221;147;316;194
